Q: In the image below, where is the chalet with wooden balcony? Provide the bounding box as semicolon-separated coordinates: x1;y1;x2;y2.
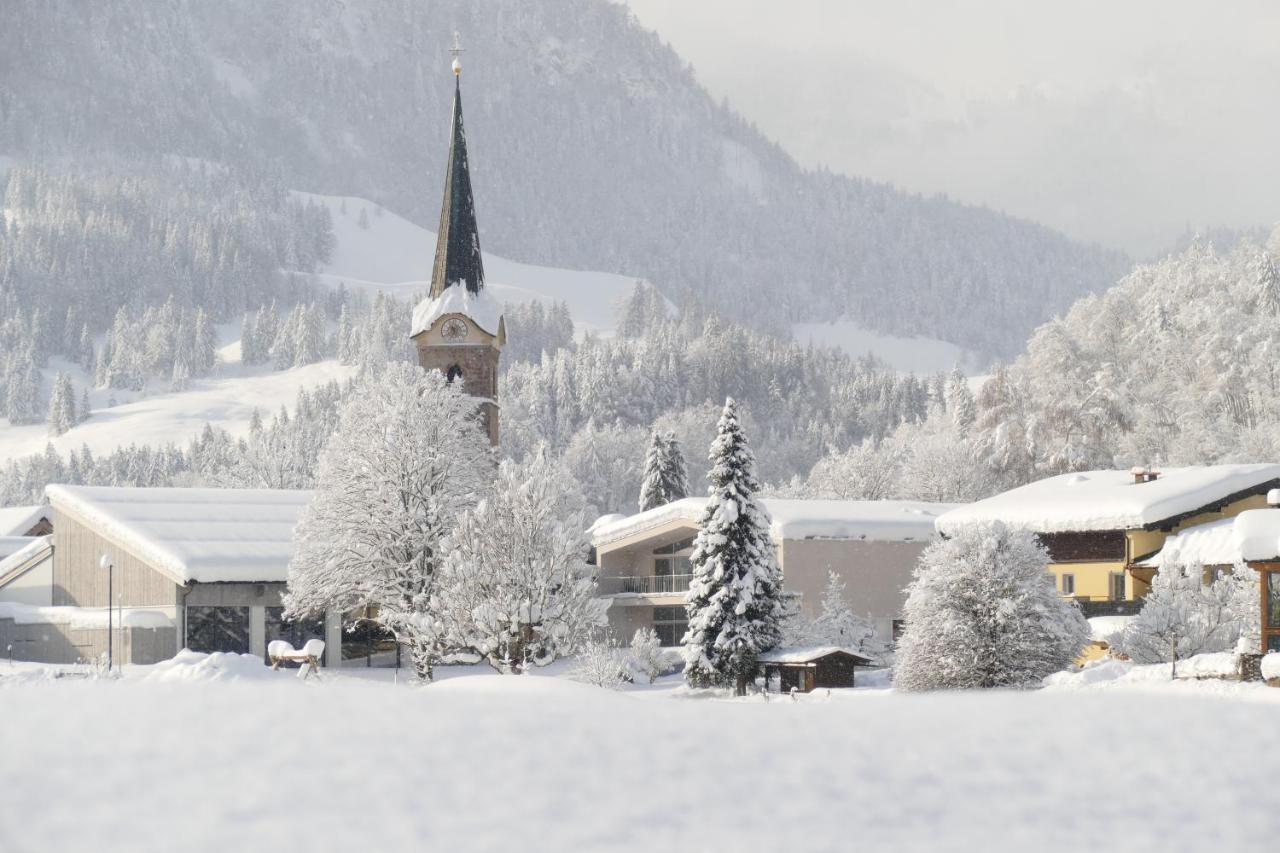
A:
935;464;1280;616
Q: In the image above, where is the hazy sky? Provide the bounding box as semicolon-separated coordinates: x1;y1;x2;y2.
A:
622;0;1280;257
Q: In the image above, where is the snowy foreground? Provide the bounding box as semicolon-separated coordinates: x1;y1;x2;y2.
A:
2;657;1279;852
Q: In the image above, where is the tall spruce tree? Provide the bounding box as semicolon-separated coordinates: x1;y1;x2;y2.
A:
638;430;690;511
46;371;76;436
682;398;784;694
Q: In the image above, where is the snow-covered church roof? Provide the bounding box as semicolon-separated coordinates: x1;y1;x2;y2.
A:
591;497;954;548
46;485;313;584
935;464;1280;536
410;282;504;338
1141;508;1280;567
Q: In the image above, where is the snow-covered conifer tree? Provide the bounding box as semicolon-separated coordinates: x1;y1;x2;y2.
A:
6;359;39;425
335;303;354;365
169;357;190;392
239;312;259;365
944;366;976;436
682;398;785;694
638;430;690;511
77;324;94;371
283;362;491;681
46;371;76;436
787;571;885;660
894;522;1089;690
438;454;606;672
191;308;218;375
78;388;90;424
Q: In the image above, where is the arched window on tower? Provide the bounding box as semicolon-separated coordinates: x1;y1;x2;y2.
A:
446;364;463;384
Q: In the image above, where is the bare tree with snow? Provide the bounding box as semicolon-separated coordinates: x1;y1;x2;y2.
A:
283;362;492;681
683;398;785;695
894;522;1089;690
1114;562;1260;677
628;627;664;684
437;454;606;673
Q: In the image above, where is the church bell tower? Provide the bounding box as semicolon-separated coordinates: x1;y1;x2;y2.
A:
410;35;504;446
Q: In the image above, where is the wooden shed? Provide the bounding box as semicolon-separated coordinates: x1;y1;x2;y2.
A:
759;646;874;693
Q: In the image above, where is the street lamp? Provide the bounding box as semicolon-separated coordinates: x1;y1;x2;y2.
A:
99;554;113;671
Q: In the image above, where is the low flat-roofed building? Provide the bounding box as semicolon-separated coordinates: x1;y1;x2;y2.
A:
935;464;1280;613
591;498;955;647
0;485;340;666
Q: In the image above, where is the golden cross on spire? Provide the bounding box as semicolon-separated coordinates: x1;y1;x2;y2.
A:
450;31;464;76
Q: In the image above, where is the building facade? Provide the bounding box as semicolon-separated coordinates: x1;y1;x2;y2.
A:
936;464;1280;615
592;498;955;647
0;486;341;667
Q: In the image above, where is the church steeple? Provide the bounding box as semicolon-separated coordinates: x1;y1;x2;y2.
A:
411;34;504;448
429;35;485;298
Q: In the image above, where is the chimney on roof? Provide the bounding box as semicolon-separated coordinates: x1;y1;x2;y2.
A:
1130;466;1160;484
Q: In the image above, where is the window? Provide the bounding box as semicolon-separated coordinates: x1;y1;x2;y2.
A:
446;364;463;383
186;606;250;654
265;607;325;651
654;538;694;578
1061;574;1076;595
1110;572;1127;601
653;605;688;647
1268;572;1280;629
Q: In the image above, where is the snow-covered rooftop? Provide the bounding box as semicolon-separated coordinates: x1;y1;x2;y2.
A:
410;282;504;338
45;485;313;584
757;645;874;664
591;497;955;548
0;535;52;582
935;464;1280;535
1141;508;1280;567
0;535;38;560
0;504;50;537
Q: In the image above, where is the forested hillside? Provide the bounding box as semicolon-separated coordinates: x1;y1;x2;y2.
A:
782;229;1280;505
0;0;1126;357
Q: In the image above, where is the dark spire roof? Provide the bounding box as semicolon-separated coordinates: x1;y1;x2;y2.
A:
429;75;485;297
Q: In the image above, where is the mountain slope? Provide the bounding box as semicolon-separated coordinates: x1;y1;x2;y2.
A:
0;195;635;463
0;0;1128;357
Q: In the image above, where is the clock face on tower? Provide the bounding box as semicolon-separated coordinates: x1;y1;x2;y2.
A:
440;317;469;342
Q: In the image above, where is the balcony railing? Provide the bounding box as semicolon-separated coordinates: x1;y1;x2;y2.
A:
599;574;693;596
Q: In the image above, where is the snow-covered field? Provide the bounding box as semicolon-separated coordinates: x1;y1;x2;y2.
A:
793;320;983;374
2;657;1278;852
0;347;356;463
299;191;641;337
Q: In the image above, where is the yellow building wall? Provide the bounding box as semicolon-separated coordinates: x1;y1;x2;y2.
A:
1049;560;1126;601
1049;494;1271;603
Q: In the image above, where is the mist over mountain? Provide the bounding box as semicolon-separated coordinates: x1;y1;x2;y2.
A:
0;0;1127;358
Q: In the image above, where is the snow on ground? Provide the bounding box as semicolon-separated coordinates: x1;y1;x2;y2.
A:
298;191;640;337
2;661;1280;852
0;344;355;464
793;319;984;374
